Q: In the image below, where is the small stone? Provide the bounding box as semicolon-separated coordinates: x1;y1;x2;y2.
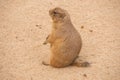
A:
83;74;87;77
81;26;84;29
89;30;93;32
15;36;18;39
36;24;42;29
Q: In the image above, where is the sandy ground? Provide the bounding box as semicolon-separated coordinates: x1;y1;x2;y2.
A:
0;0;120;80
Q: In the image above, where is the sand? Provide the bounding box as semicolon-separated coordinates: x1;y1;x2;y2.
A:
0;0;120;80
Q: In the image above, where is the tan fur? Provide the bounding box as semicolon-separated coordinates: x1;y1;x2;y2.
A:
43;7;82;68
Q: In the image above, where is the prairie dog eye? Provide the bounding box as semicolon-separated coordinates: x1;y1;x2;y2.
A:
53;11;58;14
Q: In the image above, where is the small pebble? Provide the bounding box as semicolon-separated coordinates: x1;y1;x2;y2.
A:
89;30;93;32
36;24;42;29
83;74;87;77
81;26;84;29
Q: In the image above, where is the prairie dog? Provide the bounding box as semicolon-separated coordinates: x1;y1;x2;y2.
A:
43;7;82;68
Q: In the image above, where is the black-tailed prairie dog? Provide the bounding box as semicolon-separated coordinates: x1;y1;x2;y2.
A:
43;7;88;68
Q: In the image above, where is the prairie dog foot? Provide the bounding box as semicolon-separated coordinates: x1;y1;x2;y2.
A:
80;62;90;67
72;62;90;67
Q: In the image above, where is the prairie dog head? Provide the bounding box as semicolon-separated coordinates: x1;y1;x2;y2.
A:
49;7;71;23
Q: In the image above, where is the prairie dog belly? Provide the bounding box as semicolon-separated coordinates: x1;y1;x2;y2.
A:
50;34;82;67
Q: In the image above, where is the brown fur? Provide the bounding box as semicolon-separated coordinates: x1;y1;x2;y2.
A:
43;7;82;68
